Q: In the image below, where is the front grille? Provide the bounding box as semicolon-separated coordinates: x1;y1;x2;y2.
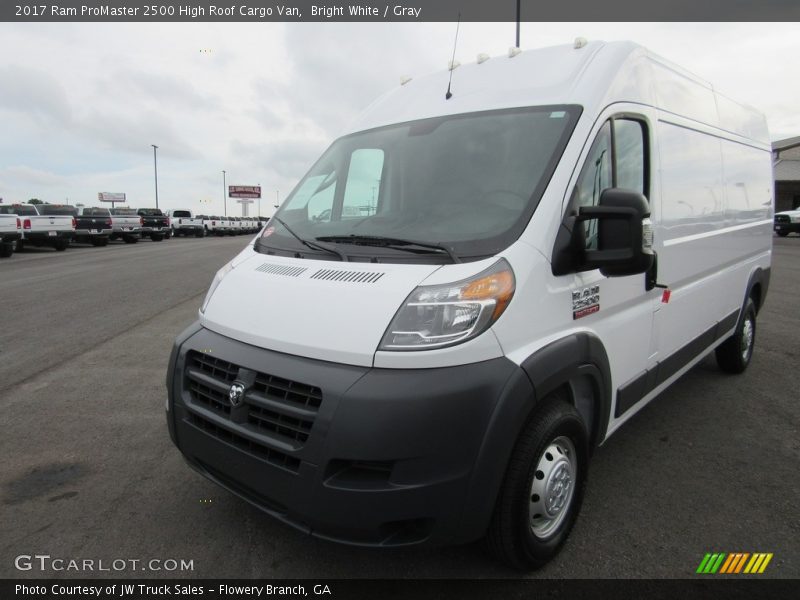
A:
184;351;322;464
187;413;301;473
774;215;790;224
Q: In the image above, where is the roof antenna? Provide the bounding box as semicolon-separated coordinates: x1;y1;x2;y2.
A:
445;13;461;100
515;0;521;48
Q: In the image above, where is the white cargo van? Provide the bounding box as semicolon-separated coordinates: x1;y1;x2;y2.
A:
166;41;772;569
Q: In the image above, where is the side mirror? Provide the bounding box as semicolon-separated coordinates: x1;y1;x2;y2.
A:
551;188;654;277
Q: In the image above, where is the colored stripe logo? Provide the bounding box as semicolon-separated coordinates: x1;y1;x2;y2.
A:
696;552;773;574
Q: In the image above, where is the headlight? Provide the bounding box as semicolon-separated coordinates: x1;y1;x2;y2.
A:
200;260;234;314
379;259;515;351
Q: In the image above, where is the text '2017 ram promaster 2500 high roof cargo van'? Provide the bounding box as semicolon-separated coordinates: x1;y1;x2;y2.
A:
166;41;772;569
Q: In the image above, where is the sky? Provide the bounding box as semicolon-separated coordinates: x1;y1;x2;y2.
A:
0;22;797;216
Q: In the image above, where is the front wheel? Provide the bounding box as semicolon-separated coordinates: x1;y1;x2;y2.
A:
486;396;588;570
715;297;756;374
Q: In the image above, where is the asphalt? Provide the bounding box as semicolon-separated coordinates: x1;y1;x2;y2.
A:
1;234;798;579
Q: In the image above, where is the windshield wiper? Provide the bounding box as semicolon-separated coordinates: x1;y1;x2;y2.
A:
270;218;348;261
315;235;461;263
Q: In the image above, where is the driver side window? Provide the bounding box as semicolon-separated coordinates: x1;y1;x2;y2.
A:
570;118;647;250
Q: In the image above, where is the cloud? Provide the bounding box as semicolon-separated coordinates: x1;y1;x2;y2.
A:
0;65;73;125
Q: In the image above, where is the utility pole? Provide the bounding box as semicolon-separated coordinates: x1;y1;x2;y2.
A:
222;170;227;216
151;144;159;209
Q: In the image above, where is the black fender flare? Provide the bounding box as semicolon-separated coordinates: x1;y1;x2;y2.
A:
520;332;612;448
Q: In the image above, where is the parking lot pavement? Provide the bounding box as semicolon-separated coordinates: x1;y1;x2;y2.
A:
1;237;798;579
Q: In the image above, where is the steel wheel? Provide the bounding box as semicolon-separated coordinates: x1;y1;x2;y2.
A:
529;436;577;539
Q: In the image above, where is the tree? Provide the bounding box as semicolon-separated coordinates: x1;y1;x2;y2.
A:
28;198;43;205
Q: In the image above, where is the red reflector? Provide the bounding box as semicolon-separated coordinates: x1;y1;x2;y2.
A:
661;289;671;304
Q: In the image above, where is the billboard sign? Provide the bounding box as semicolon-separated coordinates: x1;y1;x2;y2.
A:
98;192;126;203
228;185;261;199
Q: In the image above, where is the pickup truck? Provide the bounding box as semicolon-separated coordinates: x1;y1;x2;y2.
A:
774;209;800;237
166;209;204;238
5;204;74;251
137;208;170;241
0;206;22;257
109;208;143;243
199;215;228;236
73;207;113;246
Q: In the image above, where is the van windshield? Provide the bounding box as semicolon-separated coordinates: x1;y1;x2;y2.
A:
259;105;579;262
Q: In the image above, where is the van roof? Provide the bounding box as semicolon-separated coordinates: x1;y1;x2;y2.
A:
348;40;769;147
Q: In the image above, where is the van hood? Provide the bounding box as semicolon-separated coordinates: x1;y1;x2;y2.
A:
200;251;442;367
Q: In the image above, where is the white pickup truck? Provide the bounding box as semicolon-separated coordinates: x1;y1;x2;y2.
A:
166;209;204;238
5;204;75;251
0;206;22;257
198;214;229;237
109;208;143;243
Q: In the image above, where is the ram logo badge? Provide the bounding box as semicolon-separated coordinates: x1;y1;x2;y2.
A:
572;285;600;319
228;382;246;407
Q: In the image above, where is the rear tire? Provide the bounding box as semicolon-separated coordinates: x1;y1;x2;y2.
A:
16;239;24;251
195;230;204;238
0;242;13;257
151;234;164;242
54;240;68;251
91;237;108;247
123;235;139;244
486;396;588;570
715;297;756;374
776;230;789;237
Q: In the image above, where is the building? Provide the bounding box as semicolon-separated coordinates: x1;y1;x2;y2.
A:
773;136;800;212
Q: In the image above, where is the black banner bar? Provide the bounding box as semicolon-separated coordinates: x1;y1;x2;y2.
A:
3;579;799;600
3;0;800;22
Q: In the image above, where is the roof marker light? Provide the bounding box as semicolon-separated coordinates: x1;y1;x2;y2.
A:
448;59;460;71
477;53;490;64
508;47;522;58
574;37;588;49
400;75;412;86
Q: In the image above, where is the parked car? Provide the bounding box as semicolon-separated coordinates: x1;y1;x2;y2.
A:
773;208;800;237
166;41;773;570
0;206;21;257
73;207;113;246
166;209;204;238
136;208;170;241
3;204;75;251
108;208;143;243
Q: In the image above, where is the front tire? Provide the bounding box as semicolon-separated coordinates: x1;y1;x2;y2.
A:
715;297;756;374
486;396;588;570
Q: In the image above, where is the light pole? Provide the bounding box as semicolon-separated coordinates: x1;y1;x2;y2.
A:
257;183;261;216
222;170;227;216
275;190;279;213
151;144;159;209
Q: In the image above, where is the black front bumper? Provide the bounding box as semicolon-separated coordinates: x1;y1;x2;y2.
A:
166;324;534;547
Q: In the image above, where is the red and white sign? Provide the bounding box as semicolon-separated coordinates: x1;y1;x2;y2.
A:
228;185;261;199
98;192;126;203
